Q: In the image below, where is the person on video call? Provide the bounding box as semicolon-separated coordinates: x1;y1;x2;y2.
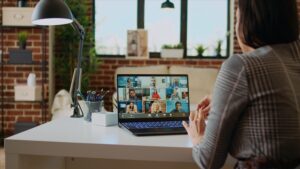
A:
126;78;133;88
170;88;180;100
151;88;161;100
170;78;180;88
182;91;189;101
170;101;185;113
182;0;300;168
128;89;138;101
126;102;137;114
150;77;156;88
151;101;162;114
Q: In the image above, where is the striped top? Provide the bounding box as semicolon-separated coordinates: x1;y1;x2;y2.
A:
193;40;300;169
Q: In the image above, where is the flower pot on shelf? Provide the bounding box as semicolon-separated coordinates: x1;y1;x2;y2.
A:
19;42;27;50
161;49;184;58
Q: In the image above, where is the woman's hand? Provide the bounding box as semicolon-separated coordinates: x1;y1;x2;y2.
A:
197;95;211;119
183;108;206;146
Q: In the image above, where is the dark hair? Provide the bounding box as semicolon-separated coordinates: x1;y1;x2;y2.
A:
238;0;299;48
175;101;181;106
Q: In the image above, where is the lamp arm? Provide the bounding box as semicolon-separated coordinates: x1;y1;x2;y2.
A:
71;18;85;39
71;17;85;118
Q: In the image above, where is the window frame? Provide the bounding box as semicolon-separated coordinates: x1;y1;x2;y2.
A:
93;0;231;59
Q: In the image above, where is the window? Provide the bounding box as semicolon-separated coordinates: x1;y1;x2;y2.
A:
145;0;181;52
94;0;231;58
95;0;137;55
187;0;228;56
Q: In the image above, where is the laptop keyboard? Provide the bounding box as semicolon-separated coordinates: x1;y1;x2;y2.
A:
122;121;184;129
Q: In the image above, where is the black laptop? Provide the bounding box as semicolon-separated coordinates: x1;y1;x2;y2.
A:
117;74;190;136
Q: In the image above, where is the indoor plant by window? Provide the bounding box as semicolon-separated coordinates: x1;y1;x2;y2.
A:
18;31;28;50
161;43;184;58
195;44;207;57
214;40;223;57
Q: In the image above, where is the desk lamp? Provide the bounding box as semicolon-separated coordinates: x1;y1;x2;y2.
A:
32;0;85;118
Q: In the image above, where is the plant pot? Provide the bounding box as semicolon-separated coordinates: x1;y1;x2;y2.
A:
19;42;27;50
161;49;184;58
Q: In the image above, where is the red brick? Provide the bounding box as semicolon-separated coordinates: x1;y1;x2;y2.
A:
185;60;197;65
103;59;117;64
7;111;23;116
159;60;171;64
7;72;23;77
146;60;158;65
16;67;33;71
210;60;223;65
118;60;130;65
24;111;40;116
17;117;33;122
197;61;210;65
171;60;184;65
16;104;33;109
131;60;145;65
5;116;16;122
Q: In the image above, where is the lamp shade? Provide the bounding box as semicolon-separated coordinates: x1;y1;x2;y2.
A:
32;0;73;26
161;0;175;9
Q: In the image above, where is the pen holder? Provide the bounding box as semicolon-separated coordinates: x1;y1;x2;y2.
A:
84;101;103;122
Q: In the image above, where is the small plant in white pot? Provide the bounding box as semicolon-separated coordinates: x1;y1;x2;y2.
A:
161;43;184;58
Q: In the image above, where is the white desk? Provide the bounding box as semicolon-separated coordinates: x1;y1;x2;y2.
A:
5;118;235;169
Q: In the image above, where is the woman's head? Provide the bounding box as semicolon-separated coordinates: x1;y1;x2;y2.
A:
236;0;299;51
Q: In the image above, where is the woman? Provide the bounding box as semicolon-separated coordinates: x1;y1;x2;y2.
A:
151;101;162;114
183;0;300;168
151;89;161;100
126;102;137;114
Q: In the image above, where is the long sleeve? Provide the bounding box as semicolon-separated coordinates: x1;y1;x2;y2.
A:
192;55;248;169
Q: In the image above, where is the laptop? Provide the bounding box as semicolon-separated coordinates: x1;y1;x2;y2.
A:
117;74;190;136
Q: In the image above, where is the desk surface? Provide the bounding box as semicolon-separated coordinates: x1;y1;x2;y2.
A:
5;118;194;162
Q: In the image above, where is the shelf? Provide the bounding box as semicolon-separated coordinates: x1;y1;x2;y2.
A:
2;7;34;27
0;99;44;103
0;61;43;65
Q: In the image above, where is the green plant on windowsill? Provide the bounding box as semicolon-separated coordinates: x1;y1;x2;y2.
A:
18;31;28;50
55;0;101;93
215;40;223;57
195;44;207;57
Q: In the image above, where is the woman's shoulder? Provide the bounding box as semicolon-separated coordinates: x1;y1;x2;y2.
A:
224;46;275;70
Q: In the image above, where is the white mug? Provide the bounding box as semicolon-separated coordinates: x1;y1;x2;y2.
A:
27;73;36;87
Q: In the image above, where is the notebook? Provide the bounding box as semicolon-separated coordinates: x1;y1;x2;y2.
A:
117;74;190;136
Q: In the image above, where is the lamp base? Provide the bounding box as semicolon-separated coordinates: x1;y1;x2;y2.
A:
71;106;83;118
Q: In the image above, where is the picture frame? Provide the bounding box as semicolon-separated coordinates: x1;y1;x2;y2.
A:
127;29;148;59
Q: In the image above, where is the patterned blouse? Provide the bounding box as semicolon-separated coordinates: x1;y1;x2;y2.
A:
193;40;300;169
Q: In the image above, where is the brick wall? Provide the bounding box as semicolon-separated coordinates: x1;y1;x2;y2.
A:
0;0;50;135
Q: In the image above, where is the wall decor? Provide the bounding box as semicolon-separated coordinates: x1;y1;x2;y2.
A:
127;29;148;59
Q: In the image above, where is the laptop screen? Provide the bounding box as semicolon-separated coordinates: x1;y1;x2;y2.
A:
117;74;190;120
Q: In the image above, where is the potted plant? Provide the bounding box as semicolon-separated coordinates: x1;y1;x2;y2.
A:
215;40;223;57
195;44;207;57
161;43;184;58
18;31;28;50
